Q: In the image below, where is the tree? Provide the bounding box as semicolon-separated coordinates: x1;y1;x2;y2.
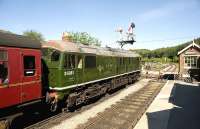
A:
132;37;200;62
23;30;44;41
66;32;101;46
0;29;13;34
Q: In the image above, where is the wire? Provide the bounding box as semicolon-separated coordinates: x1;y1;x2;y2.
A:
135;35;199;43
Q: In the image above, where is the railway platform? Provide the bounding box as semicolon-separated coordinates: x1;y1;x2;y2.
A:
134;80;175;129
134;80;200;129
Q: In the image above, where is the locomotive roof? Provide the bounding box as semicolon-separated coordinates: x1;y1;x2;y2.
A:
0;31;41;49
42;40;140;57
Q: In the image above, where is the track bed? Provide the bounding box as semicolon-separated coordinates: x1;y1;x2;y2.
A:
76;81;164;129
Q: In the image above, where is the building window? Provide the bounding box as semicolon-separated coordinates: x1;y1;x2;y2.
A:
85;56;96;68
24;56;35;76
184;56;198;68
0;50;8;84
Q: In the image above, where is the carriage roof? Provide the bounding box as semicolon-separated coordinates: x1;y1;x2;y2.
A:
42;40;140;57
0;31;41;49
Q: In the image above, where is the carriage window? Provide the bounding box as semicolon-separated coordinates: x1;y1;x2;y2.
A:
51;50;60;62
64;54;75;69
24;56;35;76
85;56;96;68
0;51;8;61
0;50;8;84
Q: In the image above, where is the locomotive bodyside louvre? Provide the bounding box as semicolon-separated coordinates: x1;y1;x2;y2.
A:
82;54;98;82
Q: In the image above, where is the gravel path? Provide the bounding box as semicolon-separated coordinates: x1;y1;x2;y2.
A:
51;79;150;129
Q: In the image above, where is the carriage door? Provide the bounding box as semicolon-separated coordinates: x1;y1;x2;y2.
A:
21;49;41;103
63;54;76;86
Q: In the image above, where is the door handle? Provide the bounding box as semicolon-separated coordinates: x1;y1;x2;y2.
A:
36;75;40;80
22;93;26;98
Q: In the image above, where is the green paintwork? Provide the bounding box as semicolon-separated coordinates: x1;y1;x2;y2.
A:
42;48;141;100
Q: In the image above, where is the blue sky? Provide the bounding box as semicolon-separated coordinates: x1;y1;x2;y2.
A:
0;0;200;49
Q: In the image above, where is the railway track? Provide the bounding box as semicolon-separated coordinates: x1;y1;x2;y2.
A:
168;65;176;72
24;82;139;129
23;112;72;129
24;65;172;129
24;98;107;129
161;64;178;80
16;65;173;129
75;81;164;129
162;64;176;73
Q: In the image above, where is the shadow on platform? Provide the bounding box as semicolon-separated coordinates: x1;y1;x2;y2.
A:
146;82;200;129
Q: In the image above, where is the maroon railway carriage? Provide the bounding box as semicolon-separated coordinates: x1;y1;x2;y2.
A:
0;32;42;110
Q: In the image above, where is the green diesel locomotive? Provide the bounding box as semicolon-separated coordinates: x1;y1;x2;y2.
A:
42;40;141;111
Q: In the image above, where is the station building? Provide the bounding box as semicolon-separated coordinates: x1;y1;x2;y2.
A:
178;41;200;81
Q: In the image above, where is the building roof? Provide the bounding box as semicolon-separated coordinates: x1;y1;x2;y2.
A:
42;40;140;57
0;31;41;49
178;41;200;55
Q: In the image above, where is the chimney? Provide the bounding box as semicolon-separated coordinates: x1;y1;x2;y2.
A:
62;32;71;42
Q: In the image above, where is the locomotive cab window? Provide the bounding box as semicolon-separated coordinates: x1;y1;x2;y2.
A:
77;56;83;69
85;56;96;68
51;50;60;62
24;56;35;76
0;50;8;84
64;54;75;69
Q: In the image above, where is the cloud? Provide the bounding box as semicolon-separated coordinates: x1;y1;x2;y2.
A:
138;0;198;22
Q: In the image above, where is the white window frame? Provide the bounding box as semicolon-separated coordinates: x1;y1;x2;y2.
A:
0;49;9;85
184;55;198;69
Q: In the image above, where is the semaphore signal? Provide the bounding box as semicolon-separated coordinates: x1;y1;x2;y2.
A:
116;22;136;48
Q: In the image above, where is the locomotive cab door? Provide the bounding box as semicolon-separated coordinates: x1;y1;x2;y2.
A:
63;54;76;86
76;55;83;84
21;49;42;103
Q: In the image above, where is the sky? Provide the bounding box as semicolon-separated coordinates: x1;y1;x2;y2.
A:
0;0;200;50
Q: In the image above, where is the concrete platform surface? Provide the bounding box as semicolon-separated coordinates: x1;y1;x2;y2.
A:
134;80;200;129
167;81;200;129
134;80;175;129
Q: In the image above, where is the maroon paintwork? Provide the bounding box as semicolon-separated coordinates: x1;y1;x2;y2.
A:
0;46;42;109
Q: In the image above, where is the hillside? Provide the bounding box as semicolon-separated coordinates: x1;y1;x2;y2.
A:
133;38;200;61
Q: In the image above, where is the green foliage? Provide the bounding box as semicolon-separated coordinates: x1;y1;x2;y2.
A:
0;29;13;34
23;30;44;41
67;32;101;46
142;57;177;63
133;38;200;63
